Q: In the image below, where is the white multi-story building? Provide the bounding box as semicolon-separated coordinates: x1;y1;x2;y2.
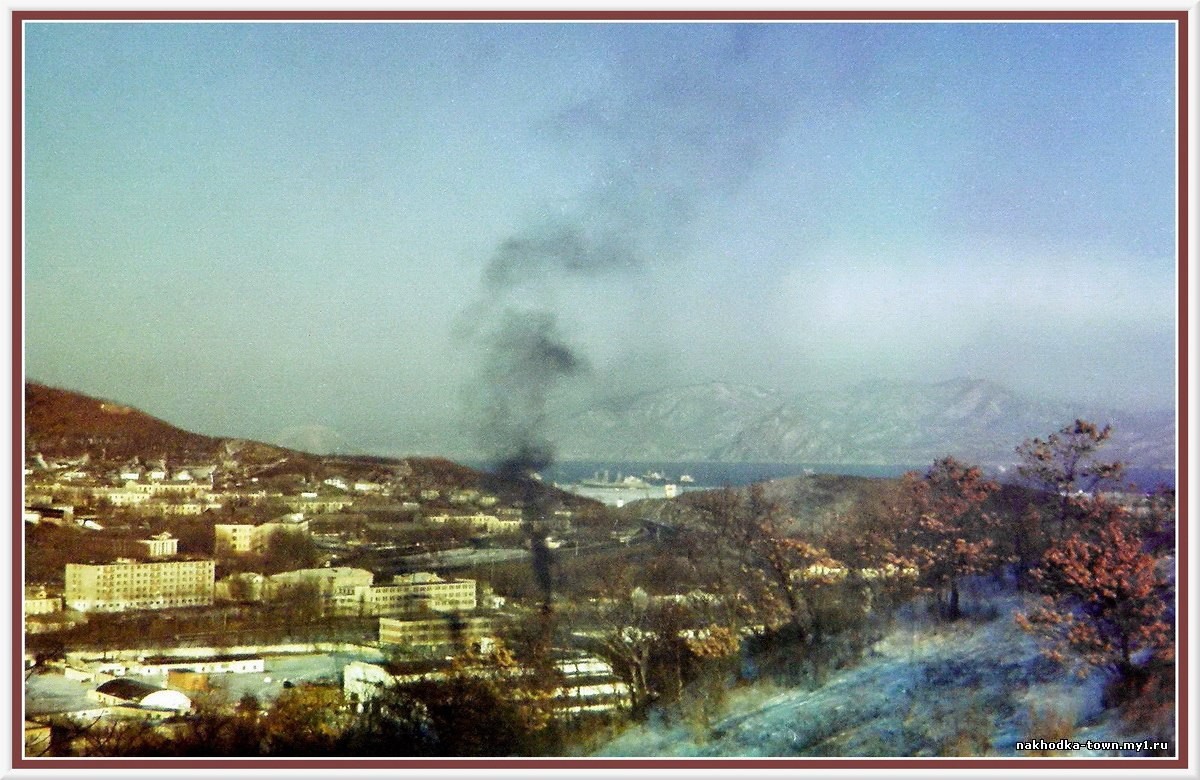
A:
64;559;215;612
215;516;310;556
265;567;375;614
363;572;477;616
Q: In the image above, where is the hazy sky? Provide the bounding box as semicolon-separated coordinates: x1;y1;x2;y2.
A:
23;21;1178;456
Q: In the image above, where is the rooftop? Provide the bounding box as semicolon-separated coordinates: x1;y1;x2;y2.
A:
95;677;167;701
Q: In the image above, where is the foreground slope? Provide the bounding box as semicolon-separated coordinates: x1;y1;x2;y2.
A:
596;592;1165;758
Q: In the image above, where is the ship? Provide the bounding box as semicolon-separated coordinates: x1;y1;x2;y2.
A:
579;471;652;490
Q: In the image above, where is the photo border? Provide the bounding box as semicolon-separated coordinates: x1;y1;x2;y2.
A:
9;7;1192;775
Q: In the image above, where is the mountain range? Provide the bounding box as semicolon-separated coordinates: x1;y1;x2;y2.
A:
546;378;1175;472
25;378;1176;477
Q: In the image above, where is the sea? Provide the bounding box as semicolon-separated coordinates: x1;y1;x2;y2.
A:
464;460;1175;494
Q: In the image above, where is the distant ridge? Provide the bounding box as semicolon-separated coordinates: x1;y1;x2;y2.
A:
548;379;1175;471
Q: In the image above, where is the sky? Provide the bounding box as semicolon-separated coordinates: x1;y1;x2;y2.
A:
22;20;1180;458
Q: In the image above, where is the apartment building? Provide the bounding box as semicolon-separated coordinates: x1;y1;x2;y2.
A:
377;614;494;650
265;567;375;615
64;558;215;612
214;516;309;556
366;572;477;615
426;513;523;535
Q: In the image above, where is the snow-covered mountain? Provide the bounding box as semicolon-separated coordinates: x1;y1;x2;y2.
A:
548;379;1175;471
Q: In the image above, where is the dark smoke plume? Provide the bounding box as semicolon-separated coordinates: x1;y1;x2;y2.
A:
470;310;582;610
463;25;800;609
482;27;797;292
474;309;584;474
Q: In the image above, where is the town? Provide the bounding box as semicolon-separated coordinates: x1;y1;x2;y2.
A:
20;387;1177;759
22;440;654;757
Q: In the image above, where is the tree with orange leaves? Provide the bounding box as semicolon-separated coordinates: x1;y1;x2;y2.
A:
687;484;847;639
1016;500;1173;676
899;457;1001;620
1016;419;1126;538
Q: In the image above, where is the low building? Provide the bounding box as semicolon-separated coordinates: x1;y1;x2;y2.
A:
118;465;144;481
342;660;396;703
343;651;629;717
137;533;178;559
24;586;61;616
555;654;632;715
25;503;75;522
133;653;266;678
89;678;192;716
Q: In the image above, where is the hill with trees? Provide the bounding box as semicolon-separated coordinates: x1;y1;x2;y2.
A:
23;382;571;500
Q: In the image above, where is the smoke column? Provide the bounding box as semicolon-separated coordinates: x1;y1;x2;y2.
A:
473;311;581;609
462;25;799;608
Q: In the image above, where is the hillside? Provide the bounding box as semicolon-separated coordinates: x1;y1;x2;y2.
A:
21;382;606;511
595;592;1163;758
549;379;1175;472
26;382;219;460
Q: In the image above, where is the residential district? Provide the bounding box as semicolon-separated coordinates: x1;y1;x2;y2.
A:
22;451;650;757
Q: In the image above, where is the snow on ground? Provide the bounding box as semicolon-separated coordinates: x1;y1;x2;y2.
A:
25;649;388;719
595;593;1168;758
206;650;385;706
